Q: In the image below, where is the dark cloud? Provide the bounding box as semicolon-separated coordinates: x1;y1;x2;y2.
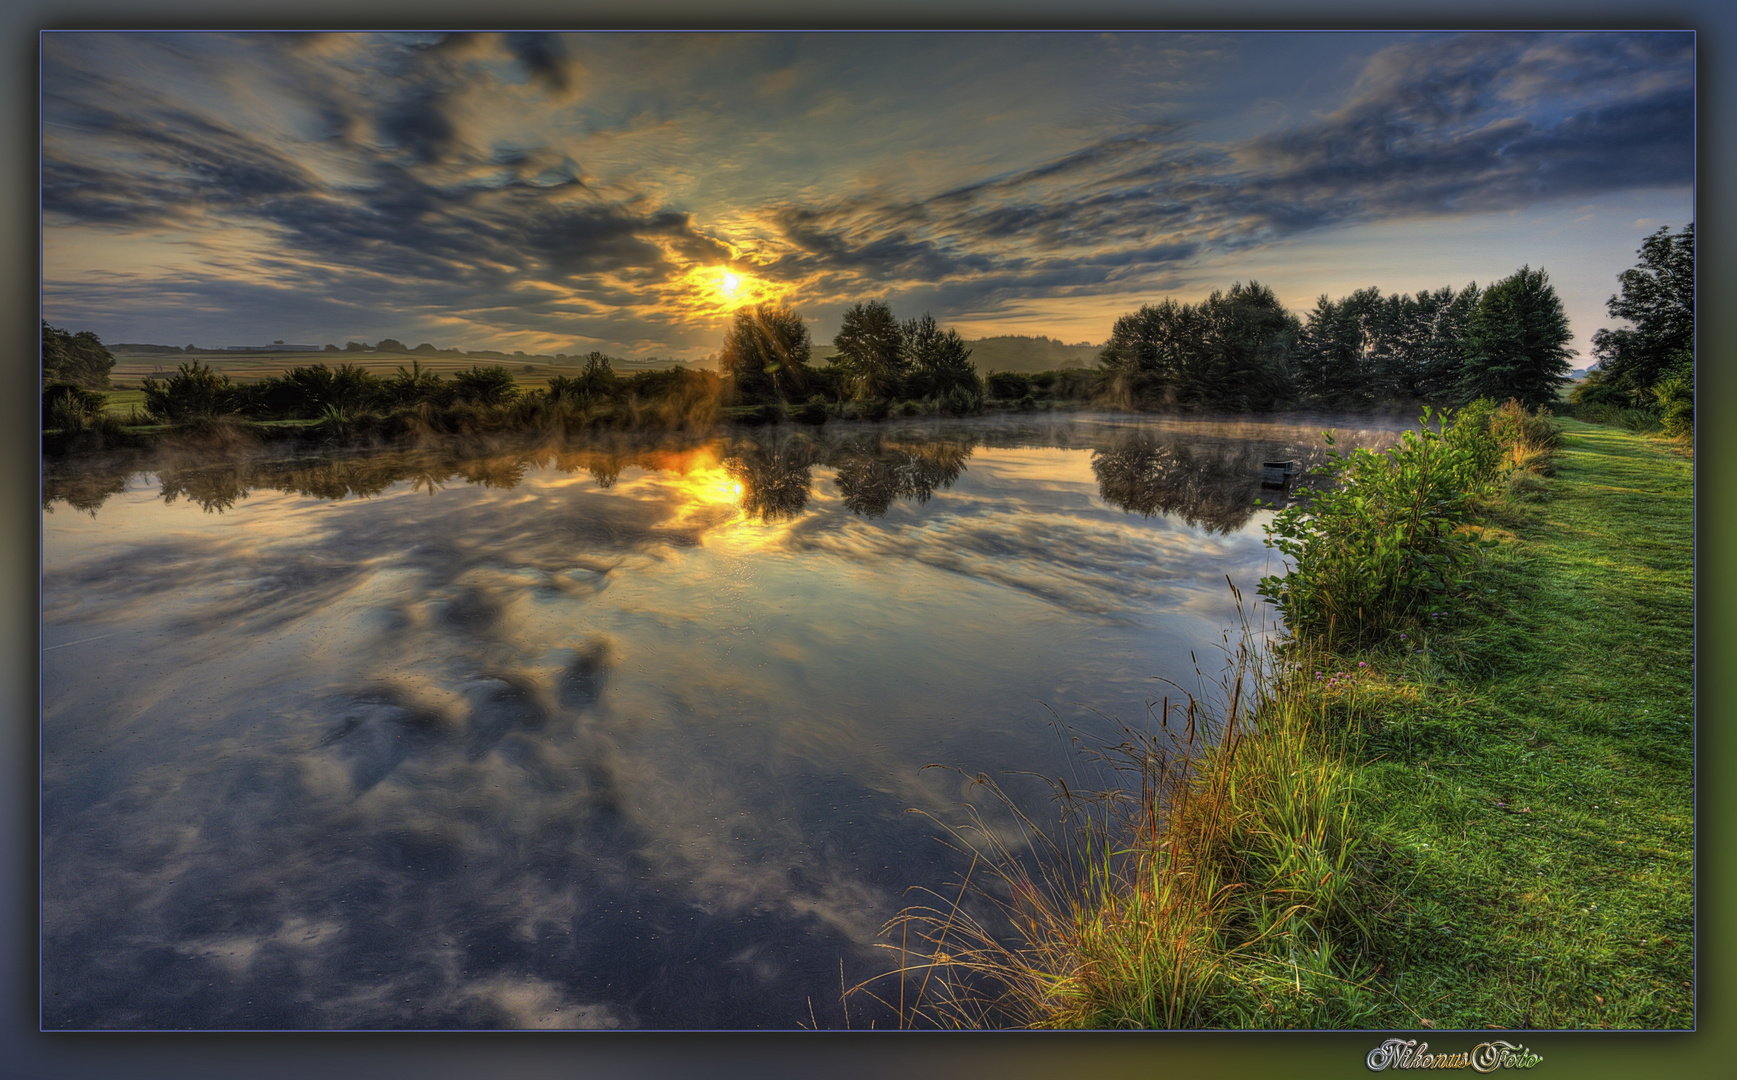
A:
747;32;1690;310
504;32;582;98
40;31;1692;347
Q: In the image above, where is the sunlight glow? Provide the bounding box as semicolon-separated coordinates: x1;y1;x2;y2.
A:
673;264;786;319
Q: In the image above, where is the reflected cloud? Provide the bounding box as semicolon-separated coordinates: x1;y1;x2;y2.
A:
42;414;1403;1029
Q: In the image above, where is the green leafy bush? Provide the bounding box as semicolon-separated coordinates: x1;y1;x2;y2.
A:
1654;374;1693;438
1260;410;1496;645
382;361;448;406
987;371;1032;399
451;365;521;405
142;361;242;422
42;383;109;431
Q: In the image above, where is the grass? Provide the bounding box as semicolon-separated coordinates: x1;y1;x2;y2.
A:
1356;419;1693;1029
101;387;147;418
864;418;1693;1030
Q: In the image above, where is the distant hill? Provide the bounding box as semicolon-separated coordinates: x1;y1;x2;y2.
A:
963;335;1101;373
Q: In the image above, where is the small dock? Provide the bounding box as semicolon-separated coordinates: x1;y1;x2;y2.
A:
1261;460;1299;487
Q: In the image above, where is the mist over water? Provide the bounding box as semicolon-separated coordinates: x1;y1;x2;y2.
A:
41;413;1400;1029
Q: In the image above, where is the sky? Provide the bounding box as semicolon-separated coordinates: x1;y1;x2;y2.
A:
40;30;1694;363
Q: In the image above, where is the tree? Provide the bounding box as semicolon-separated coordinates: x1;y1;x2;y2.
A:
902;313;979;400
1294;283;1479;408
832;301;906;399
374;338;407;354
1101;283;1295;411
41;322;116;389
1459;266;1573;408
1588;224;1693;402
1192;281;1297;411
719;303;813;404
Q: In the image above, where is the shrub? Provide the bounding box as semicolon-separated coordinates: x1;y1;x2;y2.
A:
265;363;384;416
383;361;448;406
940;384;982;416
1488;399;1562;474
1654;374;1693;438
792;396;829;425
142;361;242;422
451;365;521;405
1441;397;1500;488
987;371;1031;399
1259;411;1496;646
42;383;108;431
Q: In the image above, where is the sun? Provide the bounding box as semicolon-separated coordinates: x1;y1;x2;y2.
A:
682;263;782;315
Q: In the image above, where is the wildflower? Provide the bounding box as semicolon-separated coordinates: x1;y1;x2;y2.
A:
1359;661;1368;668
1400;633;1408;641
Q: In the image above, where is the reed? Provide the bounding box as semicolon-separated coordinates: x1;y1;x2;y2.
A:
854;594;1385;1029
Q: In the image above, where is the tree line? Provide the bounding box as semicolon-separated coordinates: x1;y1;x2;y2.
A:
1574;224;1694;434
43;223;1692;440
719;300;984;417
713;267;1579;417
1097;268;1574;412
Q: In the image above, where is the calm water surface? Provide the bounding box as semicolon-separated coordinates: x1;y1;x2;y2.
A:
41;413;1399;1029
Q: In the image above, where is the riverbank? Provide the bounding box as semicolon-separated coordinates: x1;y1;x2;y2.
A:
1357;420;1692;1028
875;418;1693;1029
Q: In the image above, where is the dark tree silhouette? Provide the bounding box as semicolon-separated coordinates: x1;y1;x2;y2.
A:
720;303;813;404
832;301;906;399
902;313;980;403
42;322;116;388
1587;224;1693;403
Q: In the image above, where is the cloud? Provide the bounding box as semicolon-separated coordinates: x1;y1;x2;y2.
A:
40;31;1692;351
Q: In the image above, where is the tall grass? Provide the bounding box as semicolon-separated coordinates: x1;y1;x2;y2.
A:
859;404;1571;1030
854;599;1384;1029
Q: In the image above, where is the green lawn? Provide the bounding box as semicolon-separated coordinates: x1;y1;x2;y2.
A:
101;387;147;418
1360;420;1693;1028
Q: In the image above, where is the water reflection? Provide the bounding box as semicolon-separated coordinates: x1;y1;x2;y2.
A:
832;435;973;518
41;414;1400;1029
1090;429;1333;532
43;415;1368;532
725;432;819;522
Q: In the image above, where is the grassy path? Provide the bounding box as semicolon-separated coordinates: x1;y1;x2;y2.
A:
1362;420;1693;1028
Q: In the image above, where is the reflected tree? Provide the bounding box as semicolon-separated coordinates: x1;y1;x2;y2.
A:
1092;432;1301;533
159;465;251;513
42;465;130;515
725;435;818;521
830;436;973;518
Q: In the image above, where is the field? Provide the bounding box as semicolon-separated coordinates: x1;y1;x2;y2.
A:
105;349;701;389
